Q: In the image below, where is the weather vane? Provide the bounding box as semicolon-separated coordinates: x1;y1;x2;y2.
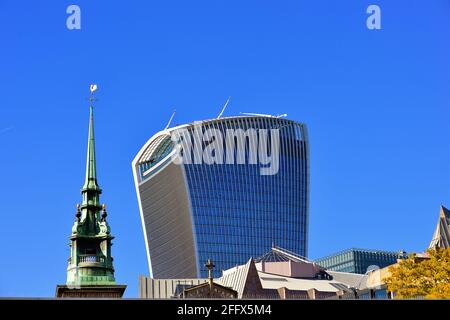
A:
89;84;98;107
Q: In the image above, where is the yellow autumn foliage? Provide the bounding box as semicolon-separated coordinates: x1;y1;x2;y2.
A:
384;248;450;299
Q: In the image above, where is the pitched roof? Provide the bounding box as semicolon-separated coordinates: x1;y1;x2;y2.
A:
429;205;450;249
218;257;359;296
218;259;256;298
326;270;368;290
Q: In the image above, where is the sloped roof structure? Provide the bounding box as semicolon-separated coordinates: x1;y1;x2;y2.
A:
217;259;268;298
254;246;310;263
217;251;362;298
326;270;368;290
429;205;450;249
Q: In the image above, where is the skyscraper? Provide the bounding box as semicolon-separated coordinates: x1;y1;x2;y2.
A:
133;115;309;278
56;86;126;298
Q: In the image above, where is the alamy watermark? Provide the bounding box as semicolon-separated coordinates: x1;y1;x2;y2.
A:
65;5;381;31
169;122;281;176
367;4;381;30
66;5;81;30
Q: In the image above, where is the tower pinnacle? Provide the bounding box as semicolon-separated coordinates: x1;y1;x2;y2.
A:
56;85;125;298
83;85;100;192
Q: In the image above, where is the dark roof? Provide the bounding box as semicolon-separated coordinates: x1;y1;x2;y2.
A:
179;281;238;298
441;205;450;218
255;251;293;263
254;246;310;263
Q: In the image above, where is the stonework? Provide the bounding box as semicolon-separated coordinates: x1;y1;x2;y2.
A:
55;285;126;298
182;283;237;299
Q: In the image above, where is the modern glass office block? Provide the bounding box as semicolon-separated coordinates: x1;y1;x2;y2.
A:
315;248;403;274
133;116;309;278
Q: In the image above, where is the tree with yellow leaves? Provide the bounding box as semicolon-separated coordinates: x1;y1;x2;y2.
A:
384;248;450;299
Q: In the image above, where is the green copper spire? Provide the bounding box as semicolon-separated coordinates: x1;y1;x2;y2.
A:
83;103;100;192
66;84;117;286
79;90;102;234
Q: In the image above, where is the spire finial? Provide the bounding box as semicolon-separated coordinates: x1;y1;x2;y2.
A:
89;84;98;108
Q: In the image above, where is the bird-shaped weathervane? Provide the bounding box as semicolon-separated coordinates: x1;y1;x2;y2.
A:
89;84;98;107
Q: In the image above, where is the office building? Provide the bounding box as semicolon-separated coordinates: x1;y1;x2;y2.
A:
132;115;309;278
315;248;404;275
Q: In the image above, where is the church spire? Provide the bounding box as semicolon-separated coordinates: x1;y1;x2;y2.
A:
83;105;99;190
79;85;102;232
83;85;100;192
61;85;122;290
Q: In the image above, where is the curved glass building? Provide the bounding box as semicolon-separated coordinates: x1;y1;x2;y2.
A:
132;116;309;278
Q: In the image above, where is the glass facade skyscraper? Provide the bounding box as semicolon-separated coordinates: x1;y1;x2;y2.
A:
133;116;309;278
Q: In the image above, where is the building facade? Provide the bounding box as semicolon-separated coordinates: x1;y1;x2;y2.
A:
139;246;372;300
179;259;238;299
315;248;404;275
133;116;309;278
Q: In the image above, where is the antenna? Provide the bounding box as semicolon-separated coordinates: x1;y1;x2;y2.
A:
240;112;288;118
217;96;231;119
240;112;274;118
165;109;176;130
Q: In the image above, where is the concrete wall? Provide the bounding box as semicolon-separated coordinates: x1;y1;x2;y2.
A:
256;261;320;278
139;276;208;298
138;162;198;278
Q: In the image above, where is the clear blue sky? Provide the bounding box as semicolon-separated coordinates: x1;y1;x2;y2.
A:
0;0;449;297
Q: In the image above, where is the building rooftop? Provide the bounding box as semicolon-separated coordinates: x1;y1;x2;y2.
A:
315;248;401;262
218;257;363;298
429;205;450;249
257;271;353;292
254;246;310;264
326;271;368;290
